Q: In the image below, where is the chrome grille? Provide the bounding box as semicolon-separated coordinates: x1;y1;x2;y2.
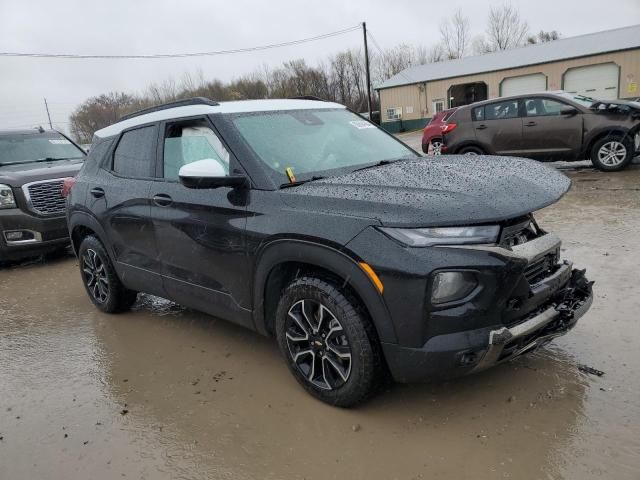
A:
24;179;66;216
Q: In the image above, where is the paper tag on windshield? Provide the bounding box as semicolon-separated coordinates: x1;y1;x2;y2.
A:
49;139;71;145
349;120;375;129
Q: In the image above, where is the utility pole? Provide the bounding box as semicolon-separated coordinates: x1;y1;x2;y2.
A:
362;22;372;119
43;98;53;129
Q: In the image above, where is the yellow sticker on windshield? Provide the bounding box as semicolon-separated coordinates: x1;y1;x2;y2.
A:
285;167;296;183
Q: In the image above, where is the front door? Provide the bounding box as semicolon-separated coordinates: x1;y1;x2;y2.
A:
521;97;583;160
91;124;164;295
472;99;523;155
149;116;253;327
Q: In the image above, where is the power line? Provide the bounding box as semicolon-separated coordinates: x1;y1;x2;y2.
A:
0;25;361;59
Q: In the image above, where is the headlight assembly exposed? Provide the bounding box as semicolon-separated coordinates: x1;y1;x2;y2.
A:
379;225;500;247
0;184;16;209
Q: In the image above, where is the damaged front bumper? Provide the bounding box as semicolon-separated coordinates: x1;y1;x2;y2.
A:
472;267;594;372
379;231;594;383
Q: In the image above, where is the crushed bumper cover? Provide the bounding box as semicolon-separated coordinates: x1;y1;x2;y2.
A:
381;266;593;383
472;267;593;372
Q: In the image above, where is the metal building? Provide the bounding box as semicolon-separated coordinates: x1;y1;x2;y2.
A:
376;24;640;132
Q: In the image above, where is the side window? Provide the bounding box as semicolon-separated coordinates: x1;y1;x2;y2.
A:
163;119;230;181
525;98;566;117
472;106;485;121
484;100;520;120
113;125;157;177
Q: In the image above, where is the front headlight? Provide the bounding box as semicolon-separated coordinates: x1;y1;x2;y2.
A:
0;184;16;209
379;225;500;247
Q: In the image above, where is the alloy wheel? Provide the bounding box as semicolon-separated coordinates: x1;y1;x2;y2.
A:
82;248;110;303
464;151;479;156
430;140;443;155
285;299;352;390
597;141;627;166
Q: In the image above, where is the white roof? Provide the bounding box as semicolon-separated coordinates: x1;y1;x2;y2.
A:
94;99;345;138
377;24;640;90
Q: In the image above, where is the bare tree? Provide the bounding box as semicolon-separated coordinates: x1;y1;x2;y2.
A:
527;30;561;44
485;4;530;51
70;92;137;143
439;10;470;59
372;44;415;85
415;44;444;64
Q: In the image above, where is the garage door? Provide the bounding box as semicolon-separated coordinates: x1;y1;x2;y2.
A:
501;73;547;97
564;63;619;100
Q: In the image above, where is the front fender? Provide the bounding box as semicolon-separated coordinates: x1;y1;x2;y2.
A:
252;239;397;343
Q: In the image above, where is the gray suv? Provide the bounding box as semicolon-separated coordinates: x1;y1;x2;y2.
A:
441;91;640;171
0;128;85;262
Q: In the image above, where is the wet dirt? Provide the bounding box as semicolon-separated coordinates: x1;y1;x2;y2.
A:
1;165;640;479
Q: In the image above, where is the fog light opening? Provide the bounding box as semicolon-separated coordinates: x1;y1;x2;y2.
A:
431;271;478;304
3;230;40;244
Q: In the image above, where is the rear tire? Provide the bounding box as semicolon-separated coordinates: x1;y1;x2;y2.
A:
275;276;383;407
430;138;443;155
458;145;484;155
78;235;137;313
590;135;634;171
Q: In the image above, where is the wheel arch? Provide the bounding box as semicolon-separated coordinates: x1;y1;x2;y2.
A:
68;212;115;260
252;239;397;344
584;126;634;160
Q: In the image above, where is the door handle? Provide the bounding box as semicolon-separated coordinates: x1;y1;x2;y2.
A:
90;187;105;198
152;194;173;207
475;124;487;130
525;121;537;127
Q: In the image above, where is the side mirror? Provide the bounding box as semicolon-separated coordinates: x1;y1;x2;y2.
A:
560;105;578;116
179;159;247;189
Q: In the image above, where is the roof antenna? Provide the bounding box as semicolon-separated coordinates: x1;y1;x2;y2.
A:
36;125;45;133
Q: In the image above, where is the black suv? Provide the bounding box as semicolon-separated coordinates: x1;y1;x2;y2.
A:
0;128;85;262
67;97;593;406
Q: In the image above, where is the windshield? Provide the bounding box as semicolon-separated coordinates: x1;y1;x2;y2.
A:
229;108;417;182
555;92;594;107
0;131;86;166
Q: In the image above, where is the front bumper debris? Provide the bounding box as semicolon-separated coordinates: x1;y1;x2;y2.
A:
472;267;594;372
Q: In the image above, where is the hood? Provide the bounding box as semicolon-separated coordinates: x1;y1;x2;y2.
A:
280;156;570;227
0;159;83;187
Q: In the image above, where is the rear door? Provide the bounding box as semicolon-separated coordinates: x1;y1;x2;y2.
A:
520;97;583;160
149;116;253;328
90;123;164;295
472;99;523;155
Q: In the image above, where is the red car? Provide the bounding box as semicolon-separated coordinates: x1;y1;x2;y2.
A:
421;108;457;154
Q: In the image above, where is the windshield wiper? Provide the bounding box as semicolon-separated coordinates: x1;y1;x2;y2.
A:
279;175;326;189
351;159;398;173
35;156;83;162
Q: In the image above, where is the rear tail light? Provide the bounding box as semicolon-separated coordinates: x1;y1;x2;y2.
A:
61;177;77;198
441;123;457;134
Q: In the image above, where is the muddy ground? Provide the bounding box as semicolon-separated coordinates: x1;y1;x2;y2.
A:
1;160;639;479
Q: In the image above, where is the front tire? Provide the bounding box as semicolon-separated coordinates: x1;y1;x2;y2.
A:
590;135;634;171
458;145;484;155
275;276;383;407
78;235;137;313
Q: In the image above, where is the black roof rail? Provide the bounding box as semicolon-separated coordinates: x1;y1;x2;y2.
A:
289;95;327;102
118;97;219;122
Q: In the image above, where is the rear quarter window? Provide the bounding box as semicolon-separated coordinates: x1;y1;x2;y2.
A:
472;106;485;121
112;125;157;178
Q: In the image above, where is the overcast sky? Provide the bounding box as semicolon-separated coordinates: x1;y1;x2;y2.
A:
1;0;638;134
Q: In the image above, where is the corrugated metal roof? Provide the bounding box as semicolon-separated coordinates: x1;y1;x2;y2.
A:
376;24;640;90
